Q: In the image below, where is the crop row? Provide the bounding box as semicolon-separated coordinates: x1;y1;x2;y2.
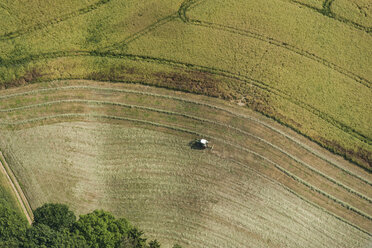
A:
1;84;370;187
1;98;371;206
1;112;371;230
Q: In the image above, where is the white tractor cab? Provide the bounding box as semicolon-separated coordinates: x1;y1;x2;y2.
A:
190;138;211;150
199;139;208;148
197;138;209;149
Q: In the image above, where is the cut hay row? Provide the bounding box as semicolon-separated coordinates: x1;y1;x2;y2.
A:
3;50;370;148
1;84;369;187
0;0;111;41
1;112;371;229
2;118;370;247
1;98;371;205
226;157;372;237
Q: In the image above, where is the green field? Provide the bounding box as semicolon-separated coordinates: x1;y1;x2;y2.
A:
0;0;371;247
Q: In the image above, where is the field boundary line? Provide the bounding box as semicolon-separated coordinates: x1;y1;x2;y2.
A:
1;98;371;205
1;113;372;224
0;151;33;224
0;0;111;41
1;84;370;186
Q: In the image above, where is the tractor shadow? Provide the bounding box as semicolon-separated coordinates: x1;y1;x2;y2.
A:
189;140;206;150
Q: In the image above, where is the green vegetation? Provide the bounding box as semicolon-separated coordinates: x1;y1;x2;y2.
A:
1;203;170;247
0;172;28;247
0;0;370;169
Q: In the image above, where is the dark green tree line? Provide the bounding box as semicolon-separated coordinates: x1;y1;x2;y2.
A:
0;203;183;248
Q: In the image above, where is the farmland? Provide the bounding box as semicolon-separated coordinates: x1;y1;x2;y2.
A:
0;80;371;247
0;0;371;247
0;0;371;169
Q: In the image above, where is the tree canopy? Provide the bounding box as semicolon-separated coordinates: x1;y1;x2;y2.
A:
33;203;76;231
0;202;183;248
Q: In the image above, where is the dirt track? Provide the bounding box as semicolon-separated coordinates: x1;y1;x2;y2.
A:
0;151;33;224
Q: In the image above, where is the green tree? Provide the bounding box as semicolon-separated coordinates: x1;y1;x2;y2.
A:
73;210;132;248
33;203;76;231
23;224;58;248
0;201;27;244
22;223;88;248
172;244;182;248
120;228;147;248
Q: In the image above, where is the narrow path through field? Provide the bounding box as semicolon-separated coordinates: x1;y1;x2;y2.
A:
0;151;33;224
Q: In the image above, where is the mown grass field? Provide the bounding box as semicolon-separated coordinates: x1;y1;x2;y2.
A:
0;80;371;247
0;0;371;169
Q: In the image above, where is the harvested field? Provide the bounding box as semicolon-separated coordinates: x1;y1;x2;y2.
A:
0;80;371;247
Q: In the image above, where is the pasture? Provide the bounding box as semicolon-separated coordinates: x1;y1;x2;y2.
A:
0;80;371;247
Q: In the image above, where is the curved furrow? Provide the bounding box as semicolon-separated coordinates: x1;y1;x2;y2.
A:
186;20;371;88
103;0;204;51
1;99;371;205
182;0;371;88
0;0;111;41
285;0;372;34
1;84;370;187
1;113;372;227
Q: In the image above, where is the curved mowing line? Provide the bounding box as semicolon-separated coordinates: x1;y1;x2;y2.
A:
1;113;372;225
0;0;111;41
286;0;371;34
181;0;370;88
186;20;370;88
0;84;370;187
103;0;204;51
180;0;371;88
103;15;178;52
2;51;371;147
228;157;372;238
1;98;371;205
